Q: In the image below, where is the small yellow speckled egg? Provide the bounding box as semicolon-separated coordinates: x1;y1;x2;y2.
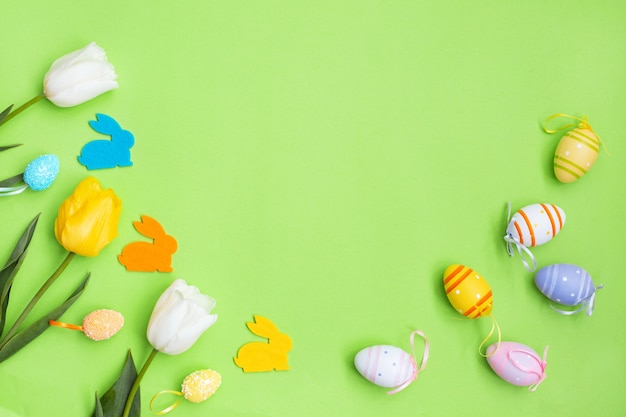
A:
181;369;222;403
82;309;124;341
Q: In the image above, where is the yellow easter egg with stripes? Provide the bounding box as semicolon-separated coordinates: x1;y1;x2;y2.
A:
443;264;493;319
553;127;600;183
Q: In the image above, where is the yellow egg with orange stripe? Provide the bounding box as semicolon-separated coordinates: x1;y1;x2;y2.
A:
505;203;565;248
443;264;493;318
553;126;600;183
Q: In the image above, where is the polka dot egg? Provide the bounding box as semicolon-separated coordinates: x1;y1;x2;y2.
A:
181;369;221;403
505;203;565;249
486;341;547;390
535;263;603;315
554;126;600;183
443;264;493;318
23;154;60;191
354;345;415;389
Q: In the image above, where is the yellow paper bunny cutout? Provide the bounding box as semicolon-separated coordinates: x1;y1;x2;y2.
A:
234;315;292;372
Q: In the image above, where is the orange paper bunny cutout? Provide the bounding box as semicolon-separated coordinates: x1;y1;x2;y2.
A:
234;315;293;372
118;215;178;272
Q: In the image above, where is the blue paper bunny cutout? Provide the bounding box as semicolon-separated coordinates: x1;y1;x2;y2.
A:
78;113;134;170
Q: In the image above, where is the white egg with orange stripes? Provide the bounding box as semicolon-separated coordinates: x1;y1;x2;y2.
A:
505;203;565;248
504;203;566;271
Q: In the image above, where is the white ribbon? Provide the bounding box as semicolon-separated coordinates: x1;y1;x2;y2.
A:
550;284;604;316
504;235;538;272
504;202;538;272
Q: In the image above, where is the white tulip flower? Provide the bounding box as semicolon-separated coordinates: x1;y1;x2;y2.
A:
146;279;218;355
121;280;218;417
0;41;119;128
43;42;118;107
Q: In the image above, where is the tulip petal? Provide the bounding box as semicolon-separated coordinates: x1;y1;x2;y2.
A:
54;177;121;256
163;314;218;355
147;292;187;351
46;42;100;73
43;42;118;107
146;279;217;355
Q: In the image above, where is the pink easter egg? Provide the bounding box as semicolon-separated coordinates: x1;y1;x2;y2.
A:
486;342;547;389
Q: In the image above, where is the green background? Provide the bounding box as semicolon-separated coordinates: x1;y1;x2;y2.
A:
1;1;625;416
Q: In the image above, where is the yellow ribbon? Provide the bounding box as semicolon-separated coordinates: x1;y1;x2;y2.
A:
543;113;610;156
149;390;184;415
478;314;502;358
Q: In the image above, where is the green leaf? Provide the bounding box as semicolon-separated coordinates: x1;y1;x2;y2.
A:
93;350;141;417
0;104;13;125
0;273;89;363
0;173;24;187
94;392;104;417
0;214;39;337
0;144;22;153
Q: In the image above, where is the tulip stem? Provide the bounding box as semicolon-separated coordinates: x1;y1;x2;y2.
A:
122;348;159;417
0;251;75;348
0;93;45;127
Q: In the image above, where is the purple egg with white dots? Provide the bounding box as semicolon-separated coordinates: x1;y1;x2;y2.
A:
535;263;603;315
354;345;415;389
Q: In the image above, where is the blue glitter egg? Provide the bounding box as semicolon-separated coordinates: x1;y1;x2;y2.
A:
23;154;60;191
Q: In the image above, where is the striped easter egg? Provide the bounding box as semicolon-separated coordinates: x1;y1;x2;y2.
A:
505;203;565;248
535;264;602;315
554;127;600;183
354;345;415;389
443;264;493;319
486;342;547;389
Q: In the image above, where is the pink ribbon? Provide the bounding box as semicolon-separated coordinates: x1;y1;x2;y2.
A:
387;330;429;395
509;345;549;392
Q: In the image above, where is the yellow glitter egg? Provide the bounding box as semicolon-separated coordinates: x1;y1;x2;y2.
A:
82;309;124;341
181;369;222;403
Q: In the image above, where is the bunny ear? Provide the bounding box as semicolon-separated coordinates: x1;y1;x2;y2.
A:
133;215;166;238
246;315;280;338
89;113;122;136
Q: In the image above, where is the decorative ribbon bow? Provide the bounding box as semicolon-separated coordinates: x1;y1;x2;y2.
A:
550;284;604;316
509;345;549;392
504;202;537;272
387;330;429;395
543;114;609;156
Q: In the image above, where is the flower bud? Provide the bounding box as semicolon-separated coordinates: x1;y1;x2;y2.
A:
43;42;118;107
54;177;121;256
147;279;217;355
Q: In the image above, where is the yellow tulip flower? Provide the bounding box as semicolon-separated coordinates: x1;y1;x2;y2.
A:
54;176;121;257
